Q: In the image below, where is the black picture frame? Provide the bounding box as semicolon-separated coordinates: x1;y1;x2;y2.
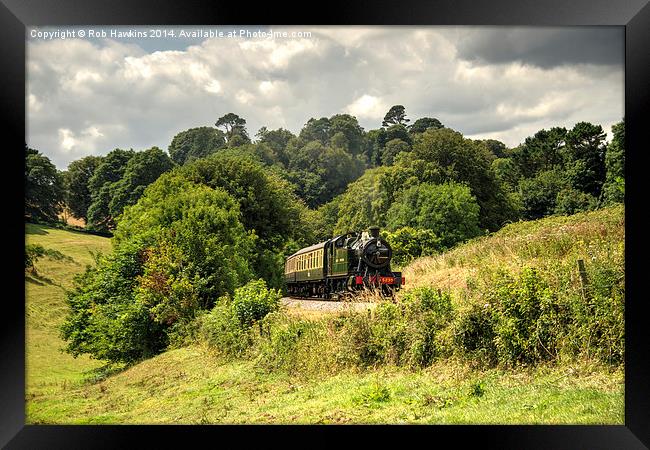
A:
3;0;648;447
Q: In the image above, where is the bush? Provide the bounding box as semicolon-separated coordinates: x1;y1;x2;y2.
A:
198;303;251;358
485;268;566;366
254;312;329;374
232;279;281;328
334;287;454;369
449;300;497;365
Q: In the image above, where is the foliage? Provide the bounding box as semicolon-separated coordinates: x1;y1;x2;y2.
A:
179;151;303;246
285;140;364;207
215;112;250;144
62;177;255;364
409;117;443;134
518;170;568;220
387;182;482;249
399;128;518;231
168;126;226;165
231;279;281;327
382;105;410;127
86;149;135;232
25;146;65;222
334;167;394;233
381;139;410;166
510;127;567;178
554;188;598;215
383;227;441;266
480;139;508;159
255;127;295;166
108;147;174;222
63;155;103;221
198;304;251;358
564;122;607;197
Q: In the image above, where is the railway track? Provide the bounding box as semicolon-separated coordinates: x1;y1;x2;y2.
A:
280;296;378;312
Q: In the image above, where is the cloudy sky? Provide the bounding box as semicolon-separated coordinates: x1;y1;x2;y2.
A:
27;26;624;169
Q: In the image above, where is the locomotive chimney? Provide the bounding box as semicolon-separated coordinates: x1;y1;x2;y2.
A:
369;226;380;238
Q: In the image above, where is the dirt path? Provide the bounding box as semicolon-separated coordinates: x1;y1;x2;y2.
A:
280;297;378;313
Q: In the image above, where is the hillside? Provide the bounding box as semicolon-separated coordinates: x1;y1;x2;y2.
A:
403;204;624;297
24;208;624;424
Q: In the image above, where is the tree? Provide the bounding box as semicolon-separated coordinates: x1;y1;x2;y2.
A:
25;146;65;222
285;141;364;207
299;117;331;144
108;147;174;221
401;128;518;231
334;166;397;233
564;121;607;197
510;127;567;179
602;120;625;205
409;117;443;134
385;124;412;145
381;139;410;166
256;127;295;166
554;188;597;215
86;149;136;232
386;182;482;249
362;128;387;167
215;113;250;144
168;127;226;165
64;155;103;221
178;151;310;287
383;227;441;266
328;114;365;155
480;139;508;159
382;105;410;127
518;170;569;220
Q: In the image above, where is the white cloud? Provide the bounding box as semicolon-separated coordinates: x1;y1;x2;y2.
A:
344;95;387;120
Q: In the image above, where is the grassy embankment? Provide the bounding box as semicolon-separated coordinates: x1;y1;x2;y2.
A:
25;206;624;424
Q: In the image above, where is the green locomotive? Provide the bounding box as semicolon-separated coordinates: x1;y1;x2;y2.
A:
284;226;404;298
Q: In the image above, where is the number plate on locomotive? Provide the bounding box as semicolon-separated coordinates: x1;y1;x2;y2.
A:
379;276;395;284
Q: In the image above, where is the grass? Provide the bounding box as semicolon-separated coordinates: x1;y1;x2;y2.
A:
27;345;622;424
403;205;624;295
24;210;625;424
25;223;112;405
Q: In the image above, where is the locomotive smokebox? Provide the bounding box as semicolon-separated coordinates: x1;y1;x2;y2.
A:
369;226;380;238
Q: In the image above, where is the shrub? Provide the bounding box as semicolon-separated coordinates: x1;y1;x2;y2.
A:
198;302;251;358
449;300;497;365
485;268;566;366
232;279;281;328
254;312;330;374
401;287;454;367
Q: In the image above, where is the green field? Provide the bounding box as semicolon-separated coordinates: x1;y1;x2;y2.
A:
25;219;624;424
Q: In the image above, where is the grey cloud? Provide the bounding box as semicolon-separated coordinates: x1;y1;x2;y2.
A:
455;27;623;68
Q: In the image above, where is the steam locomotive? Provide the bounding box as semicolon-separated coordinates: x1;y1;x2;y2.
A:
284;226;404;299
